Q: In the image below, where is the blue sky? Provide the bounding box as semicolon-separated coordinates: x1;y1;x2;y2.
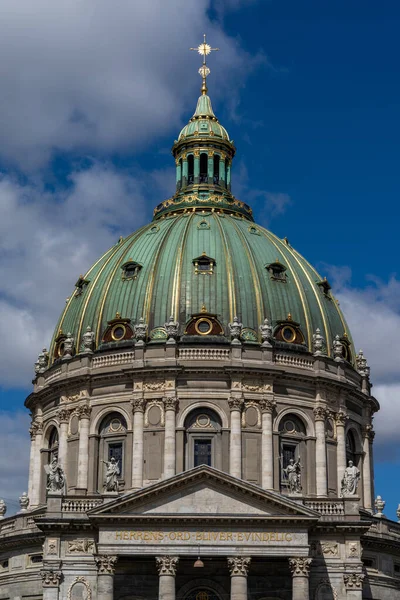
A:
0;0;399;518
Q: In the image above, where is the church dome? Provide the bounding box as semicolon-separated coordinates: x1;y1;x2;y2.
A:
48;73;354;365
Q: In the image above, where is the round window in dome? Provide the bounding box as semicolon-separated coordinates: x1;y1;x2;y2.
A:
111;324;126;341
195;318;213;336
57;342;65;358
282;326;296;343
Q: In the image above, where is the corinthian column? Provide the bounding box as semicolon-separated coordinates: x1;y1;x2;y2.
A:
56;408;70;472
335;410;348;495
29;420;43;506
228;398;243;478
76;405;91;491
259;397;276;489
163;398;178;478
131;398;145;488
313;407;327;496
362;426;373;510
41;569;62;600
95;555;118;600
156;556;179;600
288;557;312;600
227;556;251;600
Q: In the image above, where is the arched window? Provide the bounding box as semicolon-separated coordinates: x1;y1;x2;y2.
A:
188;155;194;184
278;415;307;494
178;158;183;189
184;408;222;471
346;430;357;465
48;427;59;461
97;412;127;492
200;153;208;183
213;155;220;184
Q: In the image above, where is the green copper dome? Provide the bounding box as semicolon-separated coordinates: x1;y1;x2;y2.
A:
49;88;354;363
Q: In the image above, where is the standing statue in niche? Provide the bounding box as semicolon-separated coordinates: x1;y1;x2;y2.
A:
284;458;302;494
45;456;65;493
102;457;120;492
341;460;360;496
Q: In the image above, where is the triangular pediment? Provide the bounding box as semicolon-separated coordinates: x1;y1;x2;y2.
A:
89;466;319;522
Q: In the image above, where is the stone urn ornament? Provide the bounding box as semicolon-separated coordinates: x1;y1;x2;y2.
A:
374;495;386;518
134;317;148;346
164;315;179;344
228;316;243;345
82;326;95;353
63;333;75;360
35;348;49;374
333;335;344;362
312;328;325;356
259;318;273;347
0;499;6;519
19;492;30;513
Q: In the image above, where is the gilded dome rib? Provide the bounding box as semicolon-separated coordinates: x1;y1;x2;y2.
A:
171;212;195;321
212;213;236;321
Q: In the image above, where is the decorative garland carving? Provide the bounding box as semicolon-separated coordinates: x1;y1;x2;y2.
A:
144;381;165;391
67;576;92;600
144;400;165;427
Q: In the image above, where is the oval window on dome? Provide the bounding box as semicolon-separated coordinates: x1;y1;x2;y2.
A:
282;326;296;343
195;318;213;336
111;324;126;341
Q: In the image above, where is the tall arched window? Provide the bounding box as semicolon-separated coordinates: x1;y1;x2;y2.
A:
97;412;127;492
178;158;183;189
187;155;194;184
200;153;208;183
213;155;220;184
278;415;307;494
346;430;357;465
184;408;222;471
48;427;59;461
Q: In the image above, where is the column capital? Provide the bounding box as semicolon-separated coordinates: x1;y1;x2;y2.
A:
40;569;63;587
56;408;71;424
227;556;251;576
343;573;364;589
288;557;312;577
228;397;244;412
313;406;327;421
259;397;276;414
334;410;348;427
131;398;146;413
95;554;118;575
362;424;374;440
156;556;179;576
29;420;43;439
163;397;178;412
76;404;91;420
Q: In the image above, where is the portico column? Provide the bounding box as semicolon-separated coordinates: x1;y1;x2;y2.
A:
76;405;91;491
362;426;373;510
260;397;276;489
313;407;327;496
343;573;364;600
131;398;145;488
29;420;43;506
56;408;70;472
156;556;179;600
163;398;178;478
227;556;251;600
289;557;312;600
335;410;348;495
41;569;62;600
95;555;118;600
228;398;244;478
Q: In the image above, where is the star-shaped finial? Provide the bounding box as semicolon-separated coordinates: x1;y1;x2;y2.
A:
190;34;219;95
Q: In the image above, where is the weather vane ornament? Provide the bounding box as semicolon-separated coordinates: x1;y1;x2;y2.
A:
190;34;219;95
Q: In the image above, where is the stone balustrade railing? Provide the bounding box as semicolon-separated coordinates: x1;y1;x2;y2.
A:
179;348;231;360
275;354;314;370
304;499;345;517
61;497;104;512
92;352;135;368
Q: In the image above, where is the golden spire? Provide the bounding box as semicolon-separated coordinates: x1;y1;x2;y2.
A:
190;34;219;95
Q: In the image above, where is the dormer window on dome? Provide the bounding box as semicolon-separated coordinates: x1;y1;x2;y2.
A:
266;260;287;283
185;307;224;337
317;277;332;297
74;275;90;297
102;314;134;343
121;260;142;281
193;253;215;275
274;314;305;345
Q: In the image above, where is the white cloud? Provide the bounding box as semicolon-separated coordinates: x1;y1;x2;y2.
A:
324;267;400;452
0;0;264;169
0;164;148;386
